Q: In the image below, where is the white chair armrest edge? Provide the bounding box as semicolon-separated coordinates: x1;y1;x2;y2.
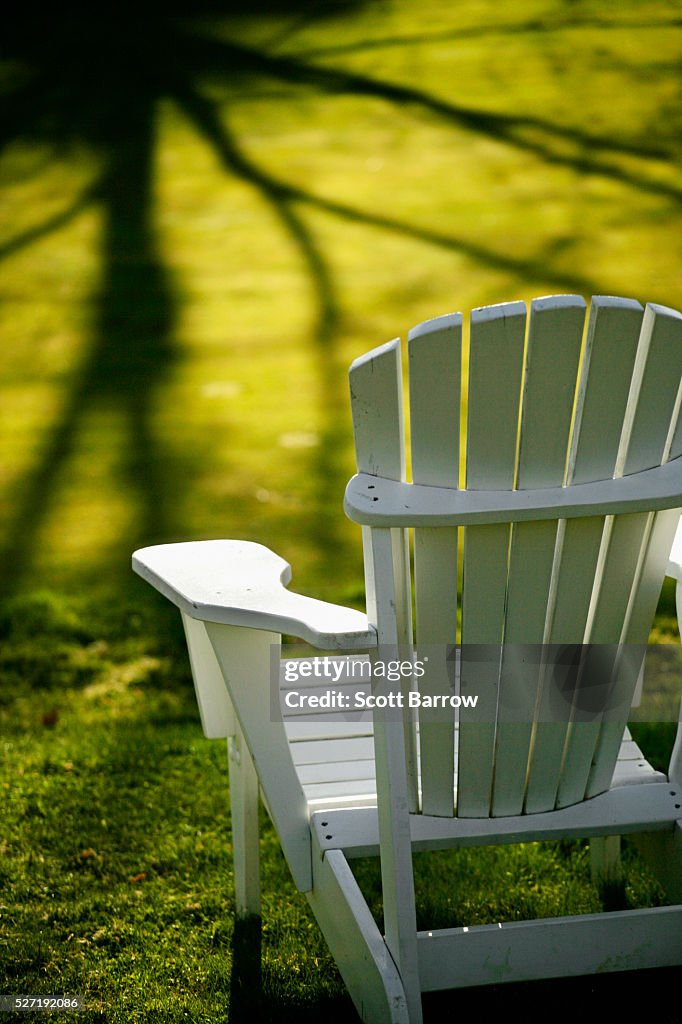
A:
133;539;376;650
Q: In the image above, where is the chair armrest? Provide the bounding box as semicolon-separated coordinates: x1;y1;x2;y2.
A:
132;540;376;650
346;459;682;528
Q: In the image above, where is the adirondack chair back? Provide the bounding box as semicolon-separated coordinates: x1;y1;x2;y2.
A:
347;295;682;819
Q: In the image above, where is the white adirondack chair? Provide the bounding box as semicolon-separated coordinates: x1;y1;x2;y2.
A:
133;295;682;1023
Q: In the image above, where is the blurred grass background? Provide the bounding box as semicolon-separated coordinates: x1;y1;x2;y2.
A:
1;1;682;1020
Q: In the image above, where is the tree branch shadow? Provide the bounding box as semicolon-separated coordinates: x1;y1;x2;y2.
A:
229;913;356;1024
0;104;182;598
171;82;351;571
229;915;262;1021
172;80;607;297
1;5;680;598
191;33;681;177
294;12;682;62
0;182;100;263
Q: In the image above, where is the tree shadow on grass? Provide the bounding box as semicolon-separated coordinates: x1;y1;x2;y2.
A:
0;3;369;599
230;914;360;1024
0;124;184;601
228;916;263;1021
423;967;682;1023
1;2;681;603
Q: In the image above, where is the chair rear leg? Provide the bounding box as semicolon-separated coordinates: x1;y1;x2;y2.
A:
589;835;622;885
228;729;261;918
589;835;624;908
632;820;682;903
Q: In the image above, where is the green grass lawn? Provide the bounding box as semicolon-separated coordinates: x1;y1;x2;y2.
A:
2;1;682;1019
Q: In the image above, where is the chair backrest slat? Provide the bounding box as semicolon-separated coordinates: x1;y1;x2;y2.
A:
350;338;405;635
408;314;462;816
458;302;525;817
491;296;586;817
522;516;605;812
465;301;527;492
515;295;587;489
491;518;558;816
621;303;682;475
458;525;512;816
349;338;405;480
408;314;461;486
525;297;643;811
570;296;644;485
349;340;419;810
554;512;650;807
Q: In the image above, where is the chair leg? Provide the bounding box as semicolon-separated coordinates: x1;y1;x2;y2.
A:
307;847;410;1024
590;835;624;908
228;729;261;918
632;820;682;903
590;835;622;886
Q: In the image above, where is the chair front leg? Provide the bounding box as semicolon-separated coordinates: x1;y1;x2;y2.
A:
228;727;261;919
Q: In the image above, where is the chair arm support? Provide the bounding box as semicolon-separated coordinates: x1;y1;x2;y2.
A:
666;513;682;582
345;458;682;527
671;700;682;788
663;515;682;787
132;539;376;650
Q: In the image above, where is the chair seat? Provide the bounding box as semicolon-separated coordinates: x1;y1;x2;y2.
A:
287;729;663;812
280;656;664;811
